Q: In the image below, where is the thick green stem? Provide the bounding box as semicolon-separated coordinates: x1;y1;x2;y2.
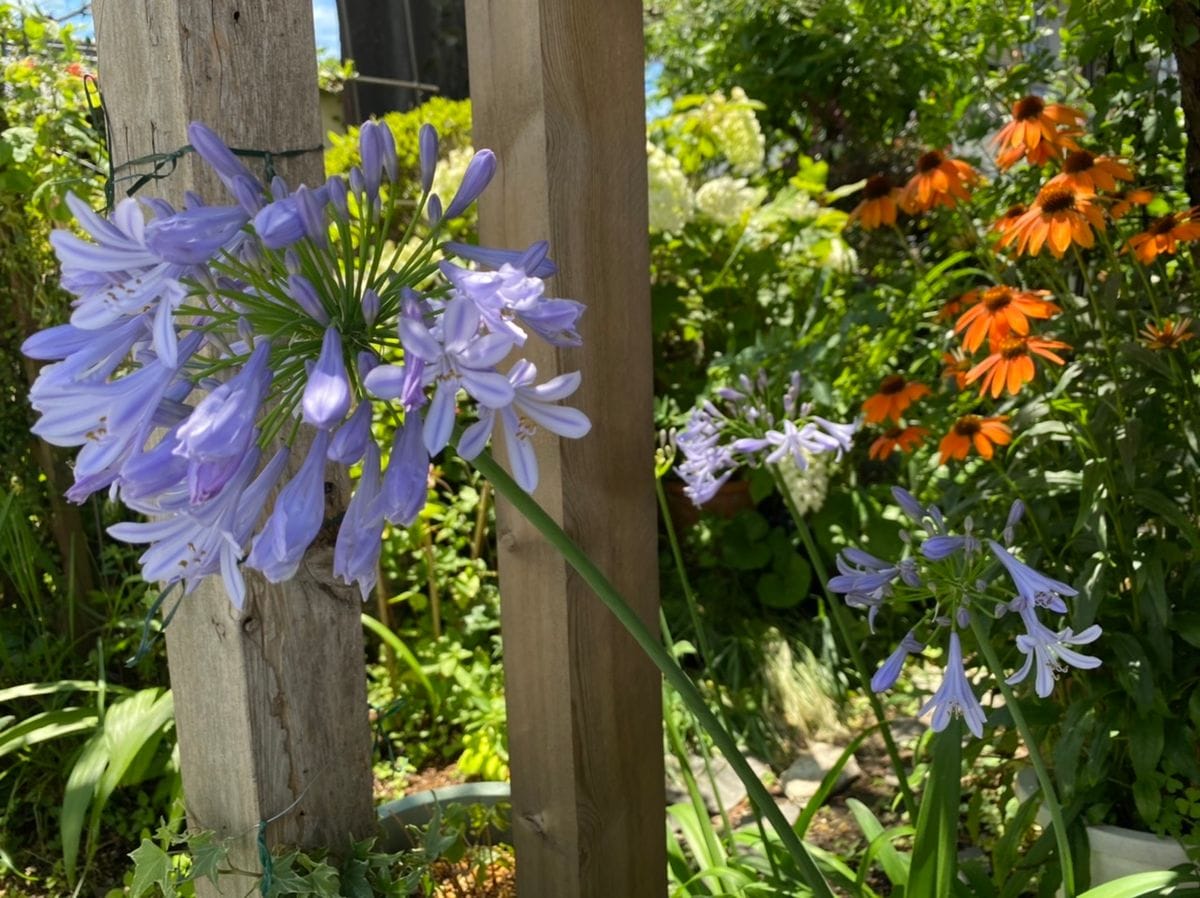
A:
968;615;1076;897
769;465;919;821
473;451;837;898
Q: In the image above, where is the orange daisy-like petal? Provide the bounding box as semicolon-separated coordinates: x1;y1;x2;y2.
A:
938;415;1012;464
862;375;932;424
1125;209;1200;263
965;333;1071;398
902;150;979;213
850;175;903;230
1110;188;1154;220
1140;317;1195;350
868;425;930;460
993;96;1086;169
954;285;1059;353
998;183;1105;258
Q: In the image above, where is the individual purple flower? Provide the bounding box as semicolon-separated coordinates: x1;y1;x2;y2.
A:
871;631;925;692
110;445;288;609
375;411;428;526
145;204;249;265
399;295;516;454
328;401;373;465
302;327;352;430
441;260;585;347
1003;500;1025;546
921;534;980;561
443;149;497;220
253;197;307;249
457;360;591;492
359;120;390;201
288;274;330;324
988;540;1077;615
1007;616;1102;698
174;340;273;503
920;632;987;738
187;122;264;215
419;124;438;193
334;440;386;600
245;430;331;582
294;184;328;246
445;240;558;278
827;547;908;631
891;486;927;528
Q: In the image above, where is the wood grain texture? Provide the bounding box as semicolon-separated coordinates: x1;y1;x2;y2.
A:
464;1;665;894
92;4;374;895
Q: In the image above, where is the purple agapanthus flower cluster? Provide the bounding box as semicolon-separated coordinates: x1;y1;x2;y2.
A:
675;370;857;506
827;489;1100;738
23;121;590;608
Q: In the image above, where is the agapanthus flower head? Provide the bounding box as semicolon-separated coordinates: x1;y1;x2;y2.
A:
22;121;590;610
675;373;855;507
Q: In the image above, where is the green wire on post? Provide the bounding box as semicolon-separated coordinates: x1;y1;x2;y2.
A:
472;450;838;898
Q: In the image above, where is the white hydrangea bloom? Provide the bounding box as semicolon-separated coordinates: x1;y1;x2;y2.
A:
695;176;767;227
777;449;834;517
706;87;766;175
822;238;858;273
646;141;694;232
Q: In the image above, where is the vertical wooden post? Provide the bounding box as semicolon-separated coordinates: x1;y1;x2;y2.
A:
465;2;665;895
92;4;375;895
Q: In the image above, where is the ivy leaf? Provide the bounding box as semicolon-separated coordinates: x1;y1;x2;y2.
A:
185;831;227;887
128;838;175;898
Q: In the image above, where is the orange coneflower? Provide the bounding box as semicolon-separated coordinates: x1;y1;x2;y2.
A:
862;375;931;424
993;95;1086;170
953;285;1060;352
869;425;930;460
902;150;979;213
1046;149;1133;195
941;349;972;391
965;333;1071;398
850;175;904;229
998;183;1106;257
939;415;1012;463
1110;188;1154;220
992;204;1028;239
1141;317;1195;350
1125;208;1200;263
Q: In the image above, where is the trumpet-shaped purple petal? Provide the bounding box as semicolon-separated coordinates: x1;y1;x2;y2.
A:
375;411;428;526
457;361;590;492
302;327;351;430
871;631;925;692
328;401;373;465
443;149;497;220
988;540;1077;615
334;440;386;600
245;430;331;582
1007;617;1102;698
188;122;263;214
419;124;438;193
445;240;558;278
920;632;987;738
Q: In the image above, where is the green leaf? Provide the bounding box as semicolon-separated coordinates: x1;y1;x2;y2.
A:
183;831;227;887
0;707;99;759
1132;777;1162;824
1076;869;1199;897
1129;717;1164;780
908;722;962;898
128;839;174;898
847;798;910;887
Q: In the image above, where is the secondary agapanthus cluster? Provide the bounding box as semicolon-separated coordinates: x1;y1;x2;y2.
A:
828;489;1101;737
23;121;590;608
675;371;856;506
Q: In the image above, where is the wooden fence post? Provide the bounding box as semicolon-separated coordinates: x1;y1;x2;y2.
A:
464;1;666;895
92;4;375;894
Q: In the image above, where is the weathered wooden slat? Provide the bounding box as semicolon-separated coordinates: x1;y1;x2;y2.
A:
464;1;665;894
92;4;374;894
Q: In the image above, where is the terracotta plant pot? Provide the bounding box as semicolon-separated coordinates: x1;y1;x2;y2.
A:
663;478;755;532
377;781;512;851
